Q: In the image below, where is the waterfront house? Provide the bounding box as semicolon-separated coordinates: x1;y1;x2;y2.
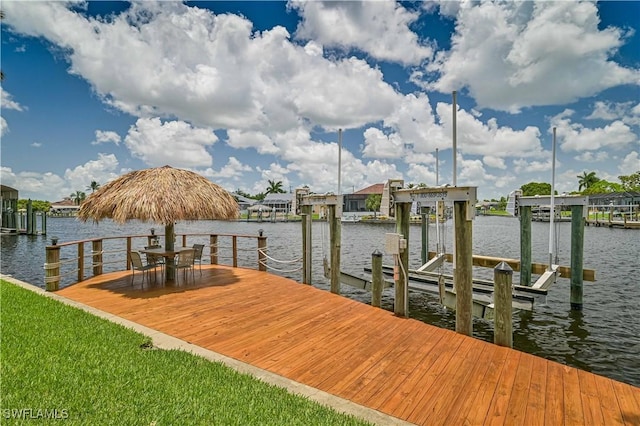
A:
49;198;80;216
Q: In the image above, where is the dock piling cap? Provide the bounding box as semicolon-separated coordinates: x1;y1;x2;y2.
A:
495;261;513;274
372;249;383;257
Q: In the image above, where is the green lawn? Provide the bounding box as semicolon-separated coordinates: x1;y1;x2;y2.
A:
0;280;371;425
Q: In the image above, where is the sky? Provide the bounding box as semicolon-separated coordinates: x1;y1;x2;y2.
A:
1;1;639;203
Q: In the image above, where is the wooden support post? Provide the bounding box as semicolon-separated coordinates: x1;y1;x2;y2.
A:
395;202;411;317
126;237;132;271
570;205;585;310
45;244;60;291
454;200;473;336
328;204;341;294
210;235;218;265
92;239;103;276
258;234;267;271
77;242;84;282
26;200;33;235
520;205;532;287
371;250;383;308
181;234;187;247
302;206;312;284
232;235;238;267
494;261;513;348
421;206;429;265
41;212;47;235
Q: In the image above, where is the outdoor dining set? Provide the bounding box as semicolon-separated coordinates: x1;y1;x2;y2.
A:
129;243;205;286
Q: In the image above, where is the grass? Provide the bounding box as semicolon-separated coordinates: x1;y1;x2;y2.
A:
0;280;371;425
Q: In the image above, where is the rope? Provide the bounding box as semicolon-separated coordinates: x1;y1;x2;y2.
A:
44;262;61;270
259;261;303;273
44;275;60;283
258;248;302;264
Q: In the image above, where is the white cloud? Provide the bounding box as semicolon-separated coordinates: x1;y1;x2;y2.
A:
575;151;609;163
292;0;432;65
0;154;121;201
92;130;121;145
124;118;217;168
619;151;640;174
0;117;8;137
513;158;553;174
552;109;638;152
202;156;252;182
1;87;24;111
586;101;640;127
362;127;404;159
422;1;639;111
31;142;42;148
406;163;436;186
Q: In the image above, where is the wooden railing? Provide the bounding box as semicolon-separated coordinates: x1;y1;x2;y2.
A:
44;232;267;291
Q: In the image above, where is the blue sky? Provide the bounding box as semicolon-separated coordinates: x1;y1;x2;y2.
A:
1;1;639;202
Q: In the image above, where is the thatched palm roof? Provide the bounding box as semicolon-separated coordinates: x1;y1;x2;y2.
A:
78;166;239;225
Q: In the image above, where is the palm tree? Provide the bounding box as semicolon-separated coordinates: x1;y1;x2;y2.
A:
577;171;600;192
86;180;100;193
265;180;285;194
70;191;86;205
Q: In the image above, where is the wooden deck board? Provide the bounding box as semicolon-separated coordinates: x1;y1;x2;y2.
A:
55;266;640;425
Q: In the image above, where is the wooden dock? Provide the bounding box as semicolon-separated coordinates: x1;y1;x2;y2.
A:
56;265;640;425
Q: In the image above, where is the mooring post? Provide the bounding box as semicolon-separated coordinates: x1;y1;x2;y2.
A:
520;205;532;286
394;202;411;317
45;243;61;291
302;205;312;284
454;200;473;336
494;261;513;348
328;204;341;294
77;241;84;282
92;239;103;276
26;199;33;235
371;250;383;307
257;234;267;272
41;212;47;235
421;206;429;265
570;205;585;310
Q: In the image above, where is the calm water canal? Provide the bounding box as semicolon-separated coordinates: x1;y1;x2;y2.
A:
1;216;639;387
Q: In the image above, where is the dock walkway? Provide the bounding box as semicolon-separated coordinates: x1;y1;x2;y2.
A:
56;265;640;425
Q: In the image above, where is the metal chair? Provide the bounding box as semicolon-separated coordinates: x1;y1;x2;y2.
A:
192;244;205;275
130;251;157;287
175;249;195;285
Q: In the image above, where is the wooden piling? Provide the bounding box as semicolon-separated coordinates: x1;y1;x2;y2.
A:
258;235;267;272
302;206;312;284
45;244;60;291
328;204;341;294
92;239;103;276
232;236;238;267
494;261;513;348
570;205;585;310
41;212;47;235
371;250;383;308
454;200;473;336
421;206;429;265
210;235;218;265
395;202;411;317
519;205;532;287
26;200;33;235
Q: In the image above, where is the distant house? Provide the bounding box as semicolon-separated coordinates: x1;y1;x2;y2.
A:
231;192;255;212
262;193;293;214
49;197;80;216
343;183;385;212
588;191;640;207
1;185;19;229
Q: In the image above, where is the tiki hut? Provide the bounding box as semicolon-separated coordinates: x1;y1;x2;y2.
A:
78;165;239;253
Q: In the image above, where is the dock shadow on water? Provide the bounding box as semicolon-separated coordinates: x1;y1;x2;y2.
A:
1;215;639;387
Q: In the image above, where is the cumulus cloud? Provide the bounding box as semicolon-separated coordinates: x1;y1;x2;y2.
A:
619;151;640;174
92;130;121;145
362;127;404;159
202;156;252;181
1;87;24;111
586;101;640;127
292;0;432;65
421;1;639;111
124;118;217;168
551;109;637;152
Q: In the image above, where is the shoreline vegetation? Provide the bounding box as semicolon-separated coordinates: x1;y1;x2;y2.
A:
0;280;371;425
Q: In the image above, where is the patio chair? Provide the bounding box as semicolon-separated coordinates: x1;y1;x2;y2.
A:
144;245;165;279
192;244;205;275
130;251;157;287
175;249;195;285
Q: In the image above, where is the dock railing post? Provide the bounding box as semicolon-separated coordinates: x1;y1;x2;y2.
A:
210;235;218;265
27;199;33;235
77;242;84;282
494;261;513;348
570;205;585;310
258;234;267;272
395;202;410;317
92;239;103;276
372;250;383;308
302;205;312;284
454;200;473;336
45;243;61;291
232;236;238;267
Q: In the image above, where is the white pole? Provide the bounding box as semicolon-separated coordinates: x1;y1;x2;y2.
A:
549;127;557;269
338;128;342;195
452;91;457;187
436;148;439;186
